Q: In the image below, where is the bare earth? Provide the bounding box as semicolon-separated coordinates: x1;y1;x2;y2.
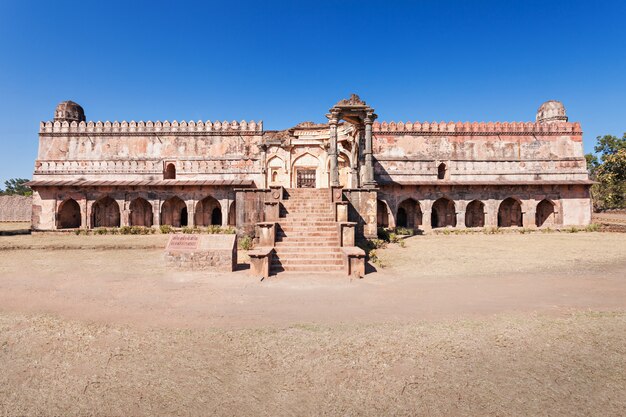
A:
1;232;625;416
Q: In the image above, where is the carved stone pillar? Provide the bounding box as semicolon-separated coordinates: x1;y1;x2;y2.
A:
152;201;161;227
329;114;339;187
523;208;536;228
421;200;433;231
187;200;195;228
456;210;466;229
363;113;376;188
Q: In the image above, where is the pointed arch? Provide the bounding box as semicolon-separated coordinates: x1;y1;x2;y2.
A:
465;200;485;228
92;196;120;228
431;197;456;228
57;198;81;229
161;196;187;227
129;197;153;227
536;199;556;227
498;197;523;227
228;201;237;226
396;198;422;229
377;199;390;228
195;196;222;226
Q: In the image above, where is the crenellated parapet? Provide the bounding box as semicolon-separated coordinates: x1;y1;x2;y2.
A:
373;120;582;135
39;119;264;135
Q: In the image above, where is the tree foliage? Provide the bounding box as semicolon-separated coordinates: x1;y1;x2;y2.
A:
585;133;626;210
0;178;32;196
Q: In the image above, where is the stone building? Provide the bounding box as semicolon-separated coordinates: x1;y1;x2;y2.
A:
28;96;592;243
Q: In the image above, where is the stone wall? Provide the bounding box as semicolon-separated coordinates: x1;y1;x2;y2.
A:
0;195;32;222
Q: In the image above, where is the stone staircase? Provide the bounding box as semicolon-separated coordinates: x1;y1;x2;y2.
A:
271;188;344;274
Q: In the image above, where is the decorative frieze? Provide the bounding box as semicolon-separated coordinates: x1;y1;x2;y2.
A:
39;119;264;135
373;120;582;135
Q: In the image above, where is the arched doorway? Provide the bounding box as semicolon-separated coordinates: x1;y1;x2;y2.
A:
228;201;237;226
431;198;456;228
396;198;421;229
92;197;121;228
377;200;390;228
292;153;320;188
465;200;485;227
57;199;81;229
129;198;153;227
498;198;523;227
536;199;556;227
161;196;187;227
194;196;222;226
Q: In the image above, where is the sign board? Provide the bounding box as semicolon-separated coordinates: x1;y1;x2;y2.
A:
164;234;238;272
166;235;200;252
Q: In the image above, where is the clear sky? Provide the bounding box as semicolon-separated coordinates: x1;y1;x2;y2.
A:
0;0;624;185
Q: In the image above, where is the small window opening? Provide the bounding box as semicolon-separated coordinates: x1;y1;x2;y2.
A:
437;163;446;180
164;163;176;179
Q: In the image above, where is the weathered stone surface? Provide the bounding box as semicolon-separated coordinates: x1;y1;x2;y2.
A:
165;234;237;272
0;195;32;222
28;97;592;240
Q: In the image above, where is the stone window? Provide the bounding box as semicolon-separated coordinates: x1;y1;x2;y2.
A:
164;163;176;180
437;163;447;180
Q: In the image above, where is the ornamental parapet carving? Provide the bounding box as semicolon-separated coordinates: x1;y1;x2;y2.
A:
34;158;260;175
373;120;582;135
40;120;264;134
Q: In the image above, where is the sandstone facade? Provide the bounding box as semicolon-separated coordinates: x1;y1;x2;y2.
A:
28;96;592;237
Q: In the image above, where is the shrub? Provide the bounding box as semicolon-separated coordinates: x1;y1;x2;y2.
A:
207;225;222;234
377;227;390;241
73;229;83;235
108;228;119;235
119;226;132;235
222;226;236;234
182;226;193;234
395;227;415;236
519;227;533;234
540;227;554;233
565;226;579;233
585;223;601;232
94;228;108;235
159;225;173;234
238;235;253;250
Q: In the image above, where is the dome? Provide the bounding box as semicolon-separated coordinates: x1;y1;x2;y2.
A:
54;101;85;122
536;100;567;123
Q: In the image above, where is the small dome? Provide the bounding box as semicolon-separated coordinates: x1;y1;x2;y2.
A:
536;100;567;123
54;101;85;122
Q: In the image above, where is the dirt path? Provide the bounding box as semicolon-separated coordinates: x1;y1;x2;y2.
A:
0;233;624;328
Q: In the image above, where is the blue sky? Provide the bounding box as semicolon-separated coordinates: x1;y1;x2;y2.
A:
0;0;624;185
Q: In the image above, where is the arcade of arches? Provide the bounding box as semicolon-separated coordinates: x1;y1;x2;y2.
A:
377;196;561;230
55;193;235;229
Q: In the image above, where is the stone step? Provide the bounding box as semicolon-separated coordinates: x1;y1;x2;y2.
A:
277;231;338;236
270;264;344;273
279;226;338;232
278;220;337;225
271;259;344;266
274;248;341;255
274;238;339;245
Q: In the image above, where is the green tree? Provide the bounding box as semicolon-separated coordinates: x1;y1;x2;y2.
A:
1;178;32;196
586;134;626;210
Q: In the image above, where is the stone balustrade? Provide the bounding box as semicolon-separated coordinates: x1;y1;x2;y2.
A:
373;120;582;135
40;119;264;134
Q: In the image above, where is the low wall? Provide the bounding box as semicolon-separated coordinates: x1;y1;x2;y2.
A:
0;195;32;222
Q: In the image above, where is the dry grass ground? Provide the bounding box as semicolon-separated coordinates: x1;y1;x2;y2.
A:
0;232;625;416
